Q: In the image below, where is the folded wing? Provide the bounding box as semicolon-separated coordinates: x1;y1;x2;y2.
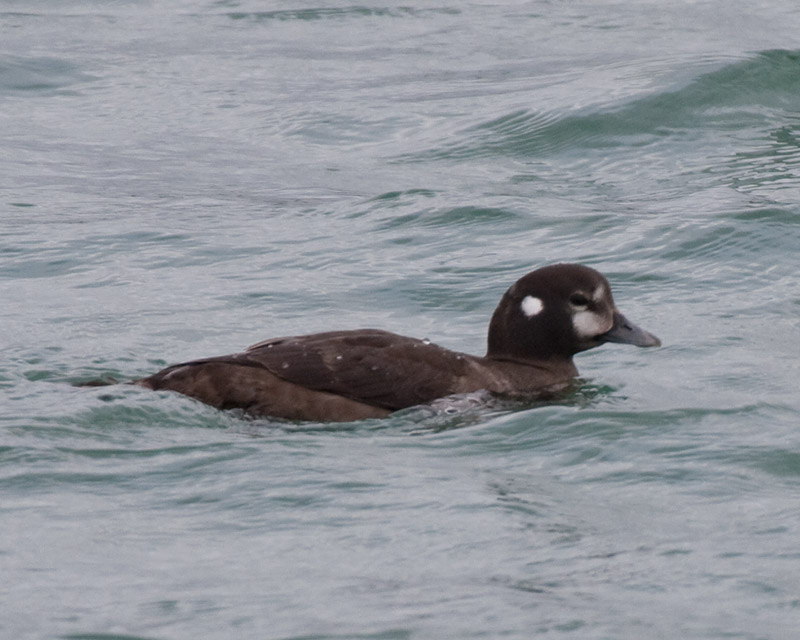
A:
236;329;473;410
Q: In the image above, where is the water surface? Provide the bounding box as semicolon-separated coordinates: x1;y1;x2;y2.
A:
2;1;800;639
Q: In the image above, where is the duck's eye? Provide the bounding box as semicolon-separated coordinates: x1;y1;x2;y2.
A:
570;293;590;307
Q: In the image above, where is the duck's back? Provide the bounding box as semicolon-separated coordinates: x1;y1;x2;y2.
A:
139;329;480;421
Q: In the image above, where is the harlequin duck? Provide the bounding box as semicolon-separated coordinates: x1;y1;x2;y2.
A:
136;264;660;422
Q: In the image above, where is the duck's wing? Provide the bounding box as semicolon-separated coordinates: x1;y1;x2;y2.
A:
240;329;474;410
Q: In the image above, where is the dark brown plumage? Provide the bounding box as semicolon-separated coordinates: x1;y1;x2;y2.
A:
136;264;660;422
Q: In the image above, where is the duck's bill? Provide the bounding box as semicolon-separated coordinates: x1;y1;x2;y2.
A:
600;311;661;347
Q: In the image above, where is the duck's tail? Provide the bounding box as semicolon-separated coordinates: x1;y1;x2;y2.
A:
73;377;120;387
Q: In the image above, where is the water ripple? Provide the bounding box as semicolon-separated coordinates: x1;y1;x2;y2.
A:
403;49;800;163
0;54;94;96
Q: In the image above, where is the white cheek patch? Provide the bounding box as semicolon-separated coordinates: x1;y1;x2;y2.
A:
572;310;612;338
520;295;544;317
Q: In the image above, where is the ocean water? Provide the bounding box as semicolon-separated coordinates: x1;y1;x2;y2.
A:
2;1;800;638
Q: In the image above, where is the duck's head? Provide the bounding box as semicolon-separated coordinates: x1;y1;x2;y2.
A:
487;263;660;363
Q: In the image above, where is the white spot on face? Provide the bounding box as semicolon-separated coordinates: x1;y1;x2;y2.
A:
572;310;611;338
592;283;606;303
521;295;544;317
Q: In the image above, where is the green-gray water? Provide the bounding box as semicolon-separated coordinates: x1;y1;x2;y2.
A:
2;2;800;638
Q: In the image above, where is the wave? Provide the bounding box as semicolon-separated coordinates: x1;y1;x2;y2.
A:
224;6;459;23
406;50;800;162
0;54;94;96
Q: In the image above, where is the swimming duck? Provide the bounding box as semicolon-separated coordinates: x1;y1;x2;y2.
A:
137;263;660;421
